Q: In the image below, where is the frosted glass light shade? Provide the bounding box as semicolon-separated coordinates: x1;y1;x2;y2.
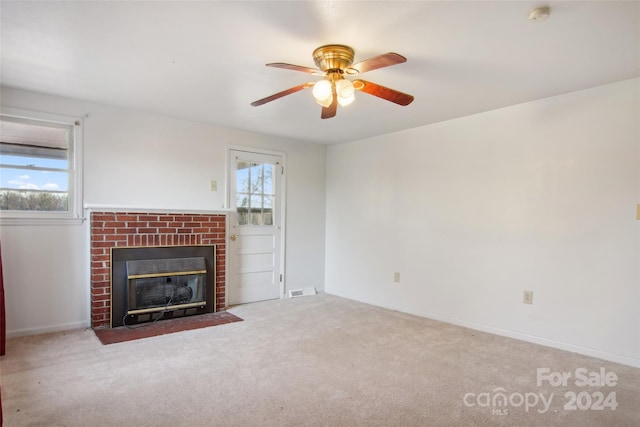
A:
312;80;333;106
336;79;354;98
336;79;355;106
338;93;355;107
315;96;333;107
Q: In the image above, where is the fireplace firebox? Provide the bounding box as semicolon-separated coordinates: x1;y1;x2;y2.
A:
126;257;207;314
111;246;216;327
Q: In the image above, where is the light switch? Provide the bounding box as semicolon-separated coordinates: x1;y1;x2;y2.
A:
210;180;217;192
637;204;640;220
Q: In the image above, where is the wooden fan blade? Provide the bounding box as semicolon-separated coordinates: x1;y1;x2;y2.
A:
266;63;325;76
321;86;338;119
353;79;414;106
251;83;313;107
346;53;407;75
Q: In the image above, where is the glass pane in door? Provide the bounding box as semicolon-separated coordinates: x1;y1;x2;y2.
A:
235;157;277;226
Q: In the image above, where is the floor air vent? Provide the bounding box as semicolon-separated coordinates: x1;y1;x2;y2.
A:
288;287;316;298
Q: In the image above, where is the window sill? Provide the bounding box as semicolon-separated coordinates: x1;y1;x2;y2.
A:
0;216;86;226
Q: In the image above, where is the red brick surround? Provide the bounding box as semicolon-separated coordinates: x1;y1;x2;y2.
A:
90;211;227;328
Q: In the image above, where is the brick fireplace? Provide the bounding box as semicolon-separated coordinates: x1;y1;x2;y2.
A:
90;211;227;328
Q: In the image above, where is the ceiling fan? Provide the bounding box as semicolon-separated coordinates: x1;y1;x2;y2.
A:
251;44;414;119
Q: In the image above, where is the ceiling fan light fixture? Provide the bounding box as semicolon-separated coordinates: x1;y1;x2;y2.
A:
315;95;334;108
338;93;355;107
251;44;414;118
336;79;355;106
336;79;354;98
312;79;333;106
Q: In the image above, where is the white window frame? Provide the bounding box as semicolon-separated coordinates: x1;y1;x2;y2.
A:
0;107;84;225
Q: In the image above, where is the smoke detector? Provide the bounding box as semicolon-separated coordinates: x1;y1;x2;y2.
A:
528;6;551;22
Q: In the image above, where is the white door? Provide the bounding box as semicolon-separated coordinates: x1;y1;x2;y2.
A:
228;149;284;305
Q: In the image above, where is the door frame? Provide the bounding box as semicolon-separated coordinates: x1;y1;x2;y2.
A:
225;145;287;303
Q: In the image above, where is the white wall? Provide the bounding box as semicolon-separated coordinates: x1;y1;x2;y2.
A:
0;87;326;336
325;78;640;367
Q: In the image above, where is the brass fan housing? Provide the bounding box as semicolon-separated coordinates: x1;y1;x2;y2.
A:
313;44;355;72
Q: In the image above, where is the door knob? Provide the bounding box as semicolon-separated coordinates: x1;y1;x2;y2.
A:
230;234;237;241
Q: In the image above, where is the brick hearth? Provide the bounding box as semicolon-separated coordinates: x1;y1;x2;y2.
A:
90;211;227;328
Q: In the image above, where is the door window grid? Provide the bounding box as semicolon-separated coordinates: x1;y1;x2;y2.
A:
235;160;275;226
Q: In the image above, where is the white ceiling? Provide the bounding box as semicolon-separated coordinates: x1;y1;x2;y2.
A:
1;1;639;144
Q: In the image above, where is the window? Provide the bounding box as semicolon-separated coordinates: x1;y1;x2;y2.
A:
235;160;275;226
0;109;83;221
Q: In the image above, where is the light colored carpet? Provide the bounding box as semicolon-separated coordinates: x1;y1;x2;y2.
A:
1;293;638;426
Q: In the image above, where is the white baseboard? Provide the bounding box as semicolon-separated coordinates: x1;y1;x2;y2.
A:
6;321;90;339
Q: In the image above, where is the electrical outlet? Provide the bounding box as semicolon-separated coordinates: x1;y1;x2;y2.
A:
210;180;217;191
394;272;400;283
523;290;533;305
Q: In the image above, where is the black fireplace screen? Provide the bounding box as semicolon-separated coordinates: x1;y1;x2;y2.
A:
126;257;206;315
111;246;216;328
